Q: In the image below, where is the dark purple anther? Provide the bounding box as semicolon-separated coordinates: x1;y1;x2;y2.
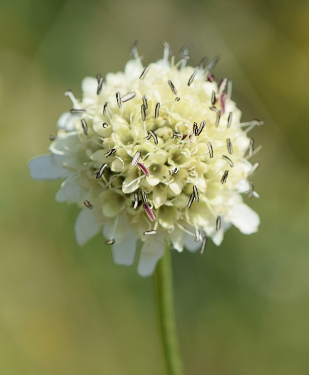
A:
207;73;215;82
137;162;150;177
221;93;227;114
143;203;155;221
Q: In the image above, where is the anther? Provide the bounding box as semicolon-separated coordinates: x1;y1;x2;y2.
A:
248;182;254;199
248;138;254;157
216;216;221;231
173;132;182;140
133;192;140;209
137;162;149;177
218;78;228;94
175;97;180;101
130;40;139;59
193;122;198;135
103;102;108;116
139;65;150;80
116;92;122;108
168;80;177;95
132;151;141;167
155;102;160;118
187;193;195;208
105;148;116;157
96;163;107;179
198;56;208;69
221;93;227;114
222;155;234;167
227;112;233;128
141;104;146;121
207;73;215;82
143;203;155;221
200;236;208;254
97;74;103;95
81;119;88;135
226;138;233;154
143;230;156;235
195;228;201;242
121;92;136;103
188;69;198;86
149;129;158;145
197;120;206;136
221;170;229;184
141;189;148;204
247;162;260;177
142;94;148;109
70;109;86;114
105;239;115;245
49;134;57;141
172;167;179;174
102;122;108;128
211;91;216;105
205;54;220;71
207;142;214;158
193;185;199;202
162;41;174;56
84;200;93;209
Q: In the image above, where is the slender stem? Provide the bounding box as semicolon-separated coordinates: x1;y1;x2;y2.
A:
154;248;185;375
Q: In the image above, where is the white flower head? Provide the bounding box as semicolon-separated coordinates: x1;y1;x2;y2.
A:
29;42;261;276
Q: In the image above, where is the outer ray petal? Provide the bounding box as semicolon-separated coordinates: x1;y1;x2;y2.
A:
138;235;165;277
55;176;85;203
28;154;71;180
75;209;101;246
230;204;260;234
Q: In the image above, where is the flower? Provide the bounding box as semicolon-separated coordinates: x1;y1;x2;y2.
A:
28;43;260;276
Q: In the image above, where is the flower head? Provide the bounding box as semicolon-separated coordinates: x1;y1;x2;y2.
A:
29;43;260;276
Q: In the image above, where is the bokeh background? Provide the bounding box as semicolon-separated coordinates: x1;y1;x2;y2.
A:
1;0;309;374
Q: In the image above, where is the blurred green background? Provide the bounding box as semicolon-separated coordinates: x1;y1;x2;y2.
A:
1;0;309;374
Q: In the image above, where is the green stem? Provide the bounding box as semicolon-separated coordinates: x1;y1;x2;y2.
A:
154;248;185;375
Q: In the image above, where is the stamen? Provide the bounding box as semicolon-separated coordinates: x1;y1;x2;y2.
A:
140;95;148;110
205;54;220;71
247;162;260;177
193;185;199;202
143;230;156;235
195;228;201;242
116;92;122;108
143;203;155;221
216;216;221;231
210;106;221;127
198;56;208;69
207;142;214;158
132;151;141;167
222;155;234;167
84;200;93;209
137;162;149;177
49;134;57;141
133;192;140;209
70;109;86;114
188;69;198;86
197;120;206;135
105;148;116;157
139;65;150;80
168;80;177;95
207;73;215;82
193;122;198;135
221;170;229;184
173;132;182;140
227;112;233;128
81;119;88;135
248;182;254;199
221;93;227;114
105;239;115;245
130;40;139;59
141;189;148;204
121;92;136;103
175;97;180;101
97;74;103;95
141;104;146;121
226;138;233;154
200;236;208;254
149;129;158;145
248;138;254;157
172;167;179;174
162;41;174;58
187;193;195;208
211;91;216;105
218;78;228;94
155;102;160;118
96;163;107;179
102;122;108;128
103;102;108;116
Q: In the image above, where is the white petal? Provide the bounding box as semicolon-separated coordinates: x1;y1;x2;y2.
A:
55;176;84;203
75;209;101;246
138;235;165;277
28;154;71;180
124;59;143;78
112;235;137;266
57;112;77;131
82;77;97;96
184;233;201;252
211;220;231;246
230;204;260;234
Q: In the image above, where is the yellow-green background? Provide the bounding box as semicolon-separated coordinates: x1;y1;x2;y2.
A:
1;0;309;374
